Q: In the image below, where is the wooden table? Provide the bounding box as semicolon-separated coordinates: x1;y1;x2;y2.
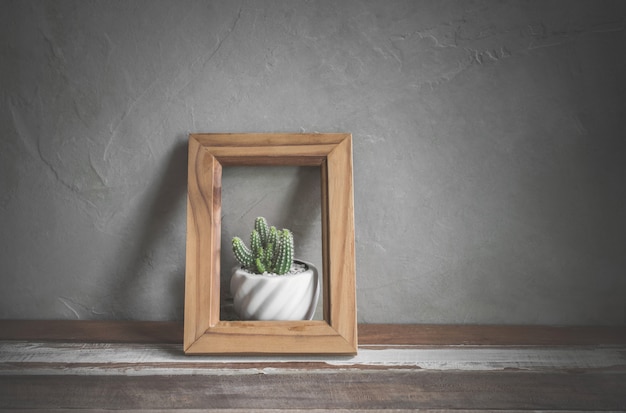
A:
1;321;625;411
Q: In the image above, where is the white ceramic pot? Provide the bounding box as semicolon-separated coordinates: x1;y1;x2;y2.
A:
230;260;320;321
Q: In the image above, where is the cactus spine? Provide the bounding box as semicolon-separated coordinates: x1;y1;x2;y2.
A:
232;217;295;275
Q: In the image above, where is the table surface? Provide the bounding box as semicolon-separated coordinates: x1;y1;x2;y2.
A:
1;321;625;411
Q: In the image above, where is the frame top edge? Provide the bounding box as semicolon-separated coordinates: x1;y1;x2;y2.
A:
189;132;351;146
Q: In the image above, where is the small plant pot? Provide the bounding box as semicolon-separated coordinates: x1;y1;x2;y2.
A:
230;260;320;321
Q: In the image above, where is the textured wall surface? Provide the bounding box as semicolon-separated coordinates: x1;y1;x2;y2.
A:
2;0;625;324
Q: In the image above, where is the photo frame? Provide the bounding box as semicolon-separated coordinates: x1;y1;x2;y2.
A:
184;133;357;355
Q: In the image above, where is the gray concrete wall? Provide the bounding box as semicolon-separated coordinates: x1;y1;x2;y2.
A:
2;0;625;324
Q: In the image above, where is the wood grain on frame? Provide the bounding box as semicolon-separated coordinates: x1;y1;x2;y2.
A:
184;133;357;355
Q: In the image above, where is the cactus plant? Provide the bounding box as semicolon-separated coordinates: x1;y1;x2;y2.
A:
232;217;294;275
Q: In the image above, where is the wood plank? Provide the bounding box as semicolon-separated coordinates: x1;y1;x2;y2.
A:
358;324;626;346
187;321;357;355
326;135;357;350
191;132;349;147
0;321;183;343
2;341;625;376
206;145;334;166
1;321;625;346
184;137;222;351
1;324;625;411
2;371;625;410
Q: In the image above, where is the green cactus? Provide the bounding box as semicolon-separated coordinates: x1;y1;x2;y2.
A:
275;229;294;275
232;217;295;275
232;237;253;269
250;230;262;257
255;217;269;246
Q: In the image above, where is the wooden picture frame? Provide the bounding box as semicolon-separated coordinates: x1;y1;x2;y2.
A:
184;133;357;355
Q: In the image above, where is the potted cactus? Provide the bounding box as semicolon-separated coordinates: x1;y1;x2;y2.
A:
230;217;320;321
